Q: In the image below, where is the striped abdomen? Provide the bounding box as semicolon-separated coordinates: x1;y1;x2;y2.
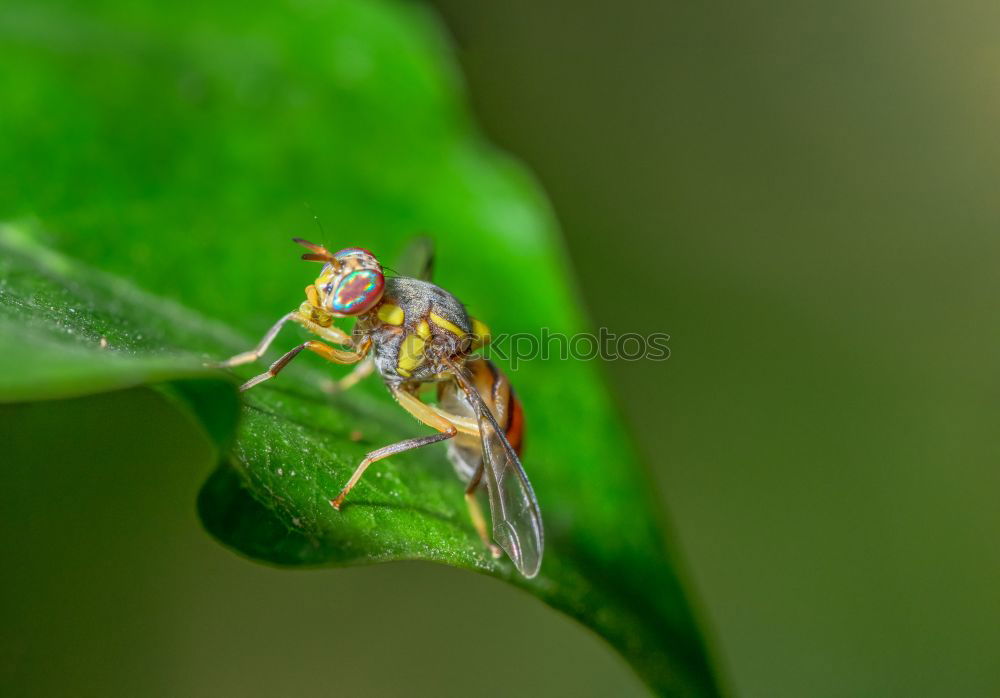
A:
437;358;524;482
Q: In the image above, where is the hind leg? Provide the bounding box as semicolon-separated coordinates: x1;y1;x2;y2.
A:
464;462;502;558
330;427;457;509
331;384;461;509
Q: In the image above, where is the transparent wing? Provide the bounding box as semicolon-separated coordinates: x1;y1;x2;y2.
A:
395;236;435;282
445;358;544;578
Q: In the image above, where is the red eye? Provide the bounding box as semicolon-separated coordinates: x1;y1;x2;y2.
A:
329;269;384;315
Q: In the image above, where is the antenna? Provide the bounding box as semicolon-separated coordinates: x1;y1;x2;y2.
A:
303;201;327;240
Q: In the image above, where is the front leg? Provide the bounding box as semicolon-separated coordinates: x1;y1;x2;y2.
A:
240;340;366;392
291;312;354;347
220;309;354;369
219;311;297;368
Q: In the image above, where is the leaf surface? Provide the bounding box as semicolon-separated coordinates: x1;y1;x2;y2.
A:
0;2;719;693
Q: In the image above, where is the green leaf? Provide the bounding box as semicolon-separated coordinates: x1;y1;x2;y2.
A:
0;2;720;694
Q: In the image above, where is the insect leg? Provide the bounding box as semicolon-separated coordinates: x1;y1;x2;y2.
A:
219;311;297;368
465;462;503;558
290;312;354;346
330;427;457;510
239;340;364;392
364;384;498;556
331;383;465;509
393;387;479;437
329;356;375;392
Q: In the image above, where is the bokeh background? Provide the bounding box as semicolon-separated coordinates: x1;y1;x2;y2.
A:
428;1;1000;695
4;0;1000;696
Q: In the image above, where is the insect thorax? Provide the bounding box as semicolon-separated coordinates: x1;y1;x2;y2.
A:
358;277;474;383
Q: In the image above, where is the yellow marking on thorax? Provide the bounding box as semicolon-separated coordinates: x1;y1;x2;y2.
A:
416;319;431;339
397;333;426;374
470;317;491;348
429;311;465;338
378;303;405;325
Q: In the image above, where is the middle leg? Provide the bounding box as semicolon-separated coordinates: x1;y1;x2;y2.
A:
323;355;375;393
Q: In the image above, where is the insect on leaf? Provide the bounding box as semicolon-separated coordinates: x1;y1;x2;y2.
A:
0;1;721;694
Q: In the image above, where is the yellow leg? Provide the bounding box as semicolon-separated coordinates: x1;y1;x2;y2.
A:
330;426;457;509
220;311;297;368
332;384;500;558
328;356;375;393
465;462;502;558
393;386;480;437
220;309;354;369
331;384;470;508
239;340;364;392
291;311;353;346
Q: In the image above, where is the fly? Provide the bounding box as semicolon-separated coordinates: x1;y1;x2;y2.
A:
220;238;544;578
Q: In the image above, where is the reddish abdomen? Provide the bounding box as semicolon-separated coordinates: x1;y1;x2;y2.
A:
465;358;524;456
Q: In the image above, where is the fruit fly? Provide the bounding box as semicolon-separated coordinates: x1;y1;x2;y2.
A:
220;238;543;578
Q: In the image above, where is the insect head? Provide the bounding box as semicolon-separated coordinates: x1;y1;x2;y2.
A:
295;238;384;317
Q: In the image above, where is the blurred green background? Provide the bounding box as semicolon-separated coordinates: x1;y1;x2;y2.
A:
3;0;999;696
429;0;1000;695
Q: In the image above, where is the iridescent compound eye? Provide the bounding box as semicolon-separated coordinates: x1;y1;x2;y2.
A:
334;247;378;265
328;268;384;315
